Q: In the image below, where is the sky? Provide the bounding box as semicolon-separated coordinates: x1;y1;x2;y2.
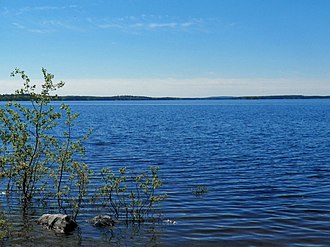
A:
1;0;330;97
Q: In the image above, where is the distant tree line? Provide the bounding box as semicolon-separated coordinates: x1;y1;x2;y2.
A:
0;94;182;101
0;94;329;101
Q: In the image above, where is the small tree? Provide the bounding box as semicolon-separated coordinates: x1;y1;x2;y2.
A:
0;68;64;204
0;68;90;220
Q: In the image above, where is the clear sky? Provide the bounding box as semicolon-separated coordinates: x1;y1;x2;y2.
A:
1;0;330;97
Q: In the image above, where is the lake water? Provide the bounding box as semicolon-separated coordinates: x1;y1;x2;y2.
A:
1;99;330;246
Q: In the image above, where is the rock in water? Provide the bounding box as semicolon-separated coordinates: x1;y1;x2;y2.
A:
88;215;115;227
37;214;77;233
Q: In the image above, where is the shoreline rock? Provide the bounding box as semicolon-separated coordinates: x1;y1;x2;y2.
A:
88;215;115;227
37;214;77;233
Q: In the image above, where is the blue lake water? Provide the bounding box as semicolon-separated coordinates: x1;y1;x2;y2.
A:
1;99;330;246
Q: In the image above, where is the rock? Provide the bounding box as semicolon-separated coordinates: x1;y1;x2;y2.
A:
88;215;115;227
37;214;77;233
163;219;177;224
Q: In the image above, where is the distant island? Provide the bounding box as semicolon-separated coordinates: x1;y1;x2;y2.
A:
0;94;329;101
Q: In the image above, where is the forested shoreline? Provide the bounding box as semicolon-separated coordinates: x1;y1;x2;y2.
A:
0;94;329;101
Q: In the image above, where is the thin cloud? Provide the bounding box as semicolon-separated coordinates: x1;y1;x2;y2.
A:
12;22;25;30
87;17;123;29
6;7;223;35
148;22;178;29
2;4;82;33
28;28;50;34
42;20;85;32
11;19;82;33
16;5;77;15
57;77;330;97
11;21;52;33
87;15;205;34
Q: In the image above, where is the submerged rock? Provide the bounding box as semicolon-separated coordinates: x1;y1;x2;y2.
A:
37;214;77;233
163;219;177;224
88;215;115;227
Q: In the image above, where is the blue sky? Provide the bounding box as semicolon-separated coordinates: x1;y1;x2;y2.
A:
1;0;330;97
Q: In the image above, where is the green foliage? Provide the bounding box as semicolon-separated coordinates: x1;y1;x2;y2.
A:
0;212;8;241
0;68;64;203
98;166;167;223
0;68;90;220
0;68;167;225
192;185;208;196
51;103;92;221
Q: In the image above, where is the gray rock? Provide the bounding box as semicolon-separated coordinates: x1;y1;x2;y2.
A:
37;214;77;233
88;215;115;227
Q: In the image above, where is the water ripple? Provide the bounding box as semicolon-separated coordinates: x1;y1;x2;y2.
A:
1;99;330;246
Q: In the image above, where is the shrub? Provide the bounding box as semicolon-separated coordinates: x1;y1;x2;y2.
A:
98;166;167;223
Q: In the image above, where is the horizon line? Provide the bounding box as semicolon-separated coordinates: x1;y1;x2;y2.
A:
1;94;330;101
